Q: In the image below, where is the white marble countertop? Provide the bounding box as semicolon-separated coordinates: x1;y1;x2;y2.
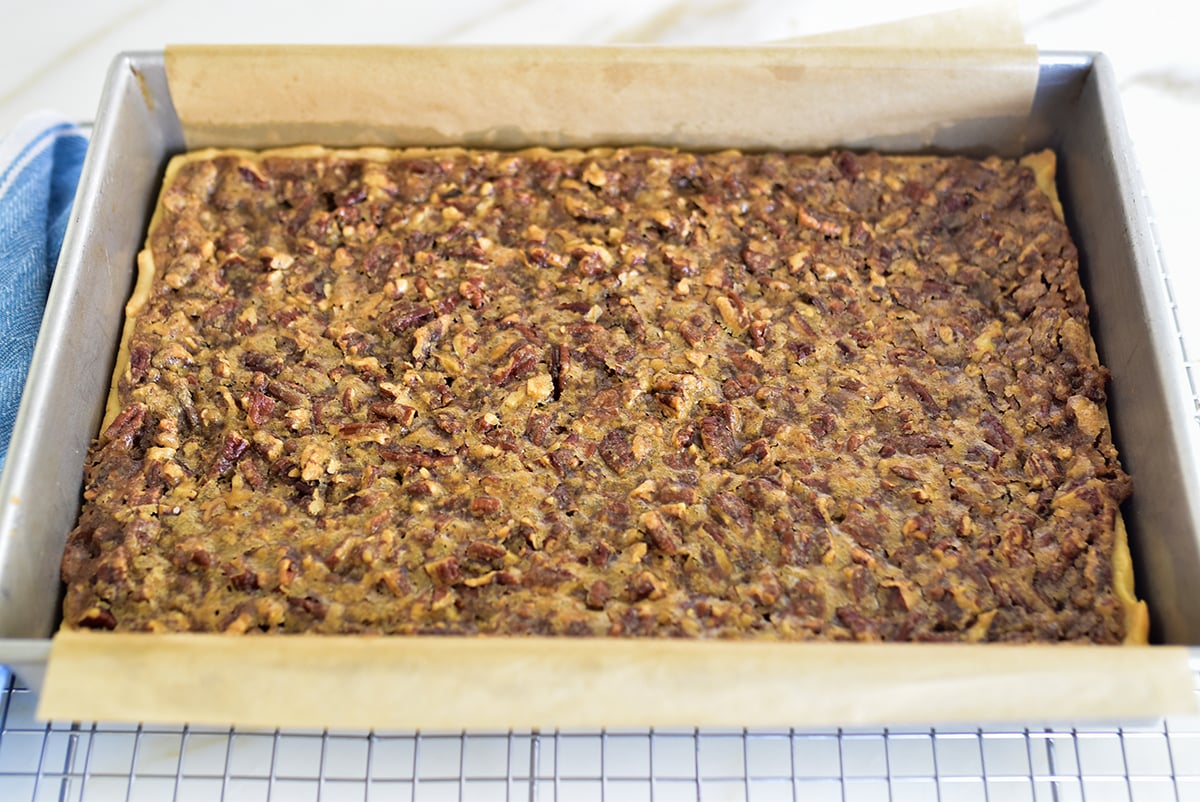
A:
1;0;1195;362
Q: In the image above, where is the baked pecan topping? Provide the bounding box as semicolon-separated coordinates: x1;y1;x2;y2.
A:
61;147;1132;643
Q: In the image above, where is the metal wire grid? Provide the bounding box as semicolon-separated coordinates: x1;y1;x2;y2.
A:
2;669;1200;802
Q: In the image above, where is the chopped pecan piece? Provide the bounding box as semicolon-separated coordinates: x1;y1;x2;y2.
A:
208;433;249;479
465;541;508;563
639;511;681;555
76;607;118;630
491;342;540;386
627;570;665;602
244;389;276;427
384;303;436;334
101;403;147;450
598;427;641;475
369;402;418;426
412;315;451;364
586;580;611;609
424;557;462;586
469;496;502;517
266;379;307;406
379;444;458;469
699;413;737;464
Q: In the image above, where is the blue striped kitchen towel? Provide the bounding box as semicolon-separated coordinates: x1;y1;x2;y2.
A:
0;113;87;471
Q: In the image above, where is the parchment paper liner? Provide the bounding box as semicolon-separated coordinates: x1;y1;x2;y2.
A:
41;633;1197;729
164;42;1038;153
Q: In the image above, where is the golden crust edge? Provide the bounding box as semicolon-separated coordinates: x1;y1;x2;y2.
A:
97;146;1149;644
1021;149;1147;645
103;153;195;430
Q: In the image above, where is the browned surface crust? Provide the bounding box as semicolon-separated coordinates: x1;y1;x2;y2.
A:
63;146;1137;642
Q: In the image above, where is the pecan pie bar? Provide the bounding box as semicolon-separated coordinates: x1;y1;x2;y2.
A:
61;146;1146;643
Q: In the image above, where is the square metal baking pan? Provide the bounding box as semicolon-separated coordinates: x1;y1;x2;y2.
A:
2;50;1198;693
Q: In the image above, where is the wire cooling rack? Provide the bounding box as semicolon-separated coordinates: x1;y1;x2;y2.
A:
2;666;1200;802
